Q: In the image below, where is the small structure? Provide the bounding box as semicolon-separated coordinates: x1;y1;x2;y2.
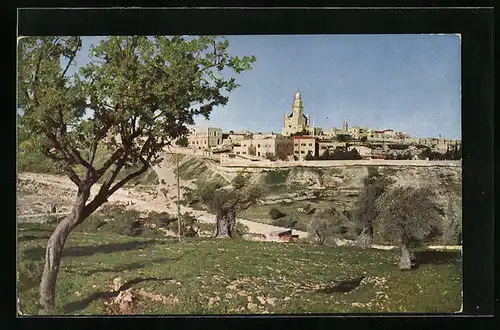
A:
268;230;299;243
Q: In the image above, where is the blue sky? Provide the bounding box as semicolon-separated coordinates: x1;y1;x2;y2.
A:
72;35;461;139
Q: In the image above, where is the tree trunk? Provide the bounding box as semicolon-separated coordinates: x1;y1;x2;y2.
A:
215;211;235;238
39;188;90;313
398;242;412;270
354;227;373;249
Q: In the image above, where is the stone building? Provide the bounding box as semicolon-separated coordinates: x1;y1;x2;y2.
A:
347;145;373;158
283;91;311;136
317;140;347;157
187;126;223;149
293;136;318;159
233;135;293;159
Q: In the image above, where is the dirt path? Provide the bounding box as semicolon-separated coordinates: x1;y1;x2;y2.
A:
17;171;461;250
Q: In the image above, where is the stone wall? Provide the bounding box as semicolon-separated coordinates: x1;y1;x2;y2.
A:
219;159;461;168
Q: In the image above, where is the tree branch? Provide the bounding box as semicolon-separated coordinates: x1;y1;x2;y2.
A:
107;152;153;197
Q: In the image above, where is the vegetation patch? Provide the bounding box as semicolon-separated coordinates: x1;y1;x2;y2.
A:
17;222;462;315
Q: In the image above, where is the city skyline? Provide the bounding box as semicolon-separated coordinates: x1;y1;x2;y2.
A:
70;35;461;139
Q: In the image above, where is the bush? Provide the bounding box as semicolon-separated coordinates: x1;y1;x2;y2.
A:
105;211;142;236
85;204;143;236
308;208;348;245
18;258;45;293
75;214;107;233
233;222;250;238
144;211;176;229
269;207;286;220
273;215;299;229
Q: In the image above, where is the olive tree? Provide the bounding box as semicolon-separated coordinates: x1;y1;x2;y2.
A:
198;173;263;238
375;186;442;270
308;207;349;245
353;167;393;249
17;36;255;312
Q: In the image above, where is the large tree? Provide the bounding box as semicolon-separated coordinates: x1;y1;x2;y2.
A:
375;186;442;270
308;207;350;245
17;36;255;312
198;173;263;238
353;167;393;249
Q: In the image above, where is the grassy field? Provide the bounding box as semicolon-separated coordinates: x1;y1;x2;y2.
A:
18;222;462;315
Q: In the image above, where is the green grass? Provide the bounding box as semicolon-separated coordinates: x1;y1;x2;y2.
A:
18;222;462;315
172;156;226;186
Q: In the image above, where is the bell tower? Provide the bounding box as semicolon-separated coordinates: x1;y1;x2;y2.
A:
292;90;303;116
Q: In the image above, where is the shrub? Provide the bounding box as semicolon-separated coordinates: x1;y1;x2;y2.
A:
273;215;299;229
233;222;250;238
144;211;175;229
269;207;286;220
94;205;143;236
75;214;107;233
18;258;45;293
308;208;348;245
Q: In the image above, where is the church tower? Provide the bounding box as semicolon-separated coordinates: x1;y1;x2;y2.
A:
283;90;311;136
343;119;348;132
292;90;303;116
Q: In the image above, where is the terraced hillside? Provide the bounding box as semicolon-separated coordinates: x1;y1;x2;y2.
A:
165;154;462;245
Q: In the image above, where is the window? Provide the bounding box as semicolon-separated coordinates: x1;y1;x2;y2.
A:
321;146;326;149
243;152;247;155
294;143;298;146
301;143;306;146
301;150;305;154
294;150;299;154
308;143;312;146
258;144;260;147
236;151;240;154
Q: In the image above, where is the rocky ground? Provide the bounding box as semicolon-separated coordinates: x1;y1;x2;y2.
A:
16;171;310;240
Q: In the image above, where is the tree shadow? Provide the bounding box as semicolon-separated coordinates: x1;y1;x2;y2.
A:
18;234;52;242
63;251;192;276
18;227;55;233
22;239;167;261
316;276;365;294
414;250;461;265
61;276;175;314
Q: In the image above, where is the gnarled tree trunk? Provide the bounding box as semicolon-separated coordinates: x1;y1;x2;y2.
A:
215;211;236;238
39;188;90;313
354;227;373;249
398;242;412;270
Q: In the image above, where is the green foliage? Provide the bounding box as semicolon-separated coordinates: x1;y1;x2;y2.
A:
102;209;142;237
304;151;315;161
375;186;442;246
273;215;299;229
175;136;189;147
319;148;362;160
74;213;107;233
269;207;286;220
18;35;255;219
233;222;250;238
75;204;142;236
144;211;176;229
18;257;45;294
264;169;290;185
308;207;350;245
